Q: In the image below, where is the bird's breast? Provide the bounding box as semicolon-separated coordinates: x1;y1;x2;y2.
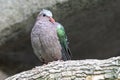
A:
31;22;62;62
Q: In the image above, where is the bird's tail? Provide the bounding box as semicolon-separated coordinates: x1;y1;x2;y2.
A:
61;46;72;60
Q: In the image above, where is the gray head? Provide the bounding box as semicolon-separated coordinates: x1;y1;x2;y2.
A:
37;9;55;22
39;9;53;17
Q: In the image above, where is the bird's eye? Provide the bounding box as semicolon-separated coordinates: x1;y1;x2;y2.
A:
43;14;46;17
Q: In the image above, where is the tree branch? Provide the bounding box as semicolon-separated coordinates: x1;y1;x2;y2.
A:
5;56;120;80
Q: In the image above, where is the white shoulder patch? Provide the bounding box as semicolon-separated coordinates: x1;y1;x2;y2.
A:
57;24;62;28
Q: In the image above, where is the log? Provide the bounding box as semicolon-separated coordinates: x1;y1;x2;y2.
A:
5;56;120;80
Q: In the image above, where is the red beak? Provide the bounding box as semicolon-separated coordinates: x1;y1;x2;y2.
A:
49;17;55;23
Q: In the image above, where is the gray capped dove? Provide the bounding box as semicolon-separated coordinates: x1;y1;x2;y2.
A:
31;9;71;63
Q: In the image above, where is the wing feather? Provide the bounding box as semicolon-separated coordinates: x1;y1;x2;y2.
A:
56;23;72;60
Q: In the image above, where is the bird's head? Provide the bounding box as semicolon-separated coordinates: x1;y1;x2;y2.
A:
37;9;55;23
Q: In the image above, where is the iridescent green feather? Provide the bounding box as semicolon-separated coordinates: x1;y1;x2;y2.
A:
56;24;71;60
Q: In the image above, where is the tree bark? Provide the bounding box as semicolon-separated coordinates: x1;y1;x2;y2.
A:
5;56;120;80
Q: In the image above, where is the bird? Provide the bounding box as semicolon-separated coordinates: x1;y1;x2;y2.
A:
31;9;71;63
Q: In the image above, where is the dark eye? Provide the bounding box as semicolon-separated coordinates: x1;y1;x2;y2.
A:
43;14;46;17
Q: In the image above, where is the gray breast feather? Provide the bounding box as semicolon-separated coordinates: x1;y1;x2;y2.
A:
31;22;62;63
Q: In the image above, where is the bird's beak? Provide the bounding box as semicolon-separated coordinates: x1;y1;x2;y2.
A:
49;17;55;23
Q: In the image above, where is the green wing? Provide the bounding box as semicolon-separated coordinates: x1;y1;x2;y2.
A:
56;24;71;60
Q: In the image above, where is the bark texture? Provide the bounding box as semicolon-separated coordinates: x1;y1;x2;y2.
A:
5;56;120;80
